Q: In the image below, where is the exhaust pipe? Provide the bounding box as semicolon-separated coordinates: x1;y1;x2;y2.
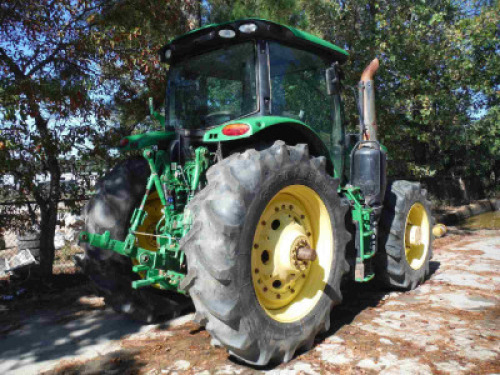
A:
359;58;380;141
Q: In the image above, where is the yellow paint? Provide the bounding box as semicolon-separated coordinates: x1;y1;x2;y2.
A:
404;202;430;270
432;224;447;238
134;191;162;287
251;185;334;323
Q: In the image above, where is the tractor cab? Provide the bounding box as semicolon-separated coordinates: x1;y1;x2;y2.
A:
160;19;348;178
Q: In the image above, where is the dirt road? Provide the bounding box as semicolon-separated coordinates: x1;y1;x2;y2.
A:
1;228;499;374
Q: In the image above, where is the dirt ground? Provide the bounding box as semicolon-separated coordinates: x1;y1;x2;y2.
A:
1;227;499;375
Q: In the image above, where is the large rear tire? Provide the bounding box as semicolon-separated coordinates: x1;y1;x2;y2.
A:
180;141;350;365
83;157;191;322
377;180;434;290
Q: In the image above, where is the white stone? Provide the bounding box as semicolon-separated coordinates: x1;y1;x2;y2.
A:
377;353;399;368
316;343;352;365
380;359;431;375
357;358;381;371
458;347;497;361
293;362;319;374
425;345;439;352
380;338;393;345
215;365;243;374
430;292;496;311
385;300;406;306
326;335;344;344
435;360;475;374
172;360;190;371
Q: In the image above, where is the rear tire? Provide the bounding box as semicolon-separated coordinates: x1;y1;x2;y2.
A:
377;180;434;290
180;141;350;365
83;157;191;322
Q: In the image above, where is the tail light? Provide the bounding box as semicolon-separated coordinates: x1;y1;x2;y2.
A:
222;123;250;136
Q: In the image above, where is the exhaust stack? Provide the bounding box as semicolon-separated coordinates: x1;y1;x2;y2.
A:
359;58;380;141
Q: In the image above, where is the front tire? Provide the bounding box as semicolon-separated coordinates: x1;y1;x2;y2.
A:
180;141;350;365
377;180;434;290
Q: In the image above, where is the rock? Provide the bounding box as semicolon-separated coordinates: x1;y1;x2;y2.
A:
215;365;243;374
380;359;431;375
172;360;190;371
435;360;475;373
429;292;495;311
380;338;393;345
315;343;353;365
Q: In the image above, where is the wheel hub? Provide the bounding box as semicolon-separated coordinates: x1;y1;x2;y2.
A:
406;225;422;246
251;185;334;322
404;202;430;270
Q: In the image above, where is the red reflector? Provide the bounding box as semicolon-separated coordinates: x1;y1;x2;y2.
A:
119;138;129;147
222;123;250;136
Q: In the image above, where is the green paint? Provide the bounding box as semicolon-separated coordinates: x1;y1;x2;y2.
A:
80;146;212;292
343;186;375;282
166;19;348;59
283;25;348;57
203;115;316;142
119;131;176;151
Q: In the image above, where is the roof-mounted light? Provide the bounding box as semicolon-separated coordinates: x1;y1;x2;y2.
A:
218;29;236;38
164;49;172;59
238;23;257;34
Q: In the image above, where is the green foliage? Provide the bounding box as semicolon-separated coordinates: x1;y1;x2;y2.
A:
95;0;498;200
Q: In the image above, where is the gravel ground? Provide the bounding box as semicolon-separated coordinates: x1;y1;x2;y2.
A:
1;228;499;375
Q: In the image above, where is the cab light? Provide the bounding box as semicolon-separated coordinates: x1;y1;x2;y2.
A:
164;49;172;59
119;138;129;147
218;29;236;38
239;23;257;34
222;123;250;136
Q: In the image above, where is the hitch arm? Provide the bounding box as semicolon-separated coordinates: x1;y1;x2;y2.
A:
79;231;186;292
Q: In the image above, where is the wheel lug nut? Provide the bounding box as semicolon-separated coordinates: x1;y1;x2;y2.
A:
263;287;268;292
254;268;259;274
254;243;259;249
276;294;281;299
261;221;266;226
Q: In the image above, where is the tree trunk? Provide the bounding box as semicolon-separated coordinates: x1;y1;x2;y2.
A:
39;205;57;277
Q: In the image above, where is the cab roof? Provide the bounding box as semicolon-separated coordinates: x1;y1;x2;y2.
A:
160;18;349;65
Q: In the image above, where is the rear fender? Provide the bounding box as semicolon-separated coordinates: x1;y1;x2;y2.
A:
203;116;334;174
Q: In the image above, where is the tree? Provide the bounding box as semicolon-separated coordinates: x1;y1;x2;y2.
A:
88;0;197;133
97;0;498;202
0;0;116;277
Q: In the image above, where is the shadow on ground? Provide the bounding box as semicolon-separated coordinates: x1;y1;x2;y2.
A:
42;349;144;375
0;274;148;374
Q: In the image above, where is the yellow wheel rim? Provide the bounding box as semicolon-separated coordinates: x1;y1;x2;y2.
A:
404;202;430;270
134;192;162;286
251;185;333;323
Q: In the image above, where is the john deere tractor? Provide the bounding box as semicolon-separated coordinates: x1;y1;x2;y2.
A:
79;19;433;365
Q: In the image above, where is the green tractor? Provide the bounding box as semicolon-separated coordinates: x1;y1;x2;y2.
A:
79;19;433;365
